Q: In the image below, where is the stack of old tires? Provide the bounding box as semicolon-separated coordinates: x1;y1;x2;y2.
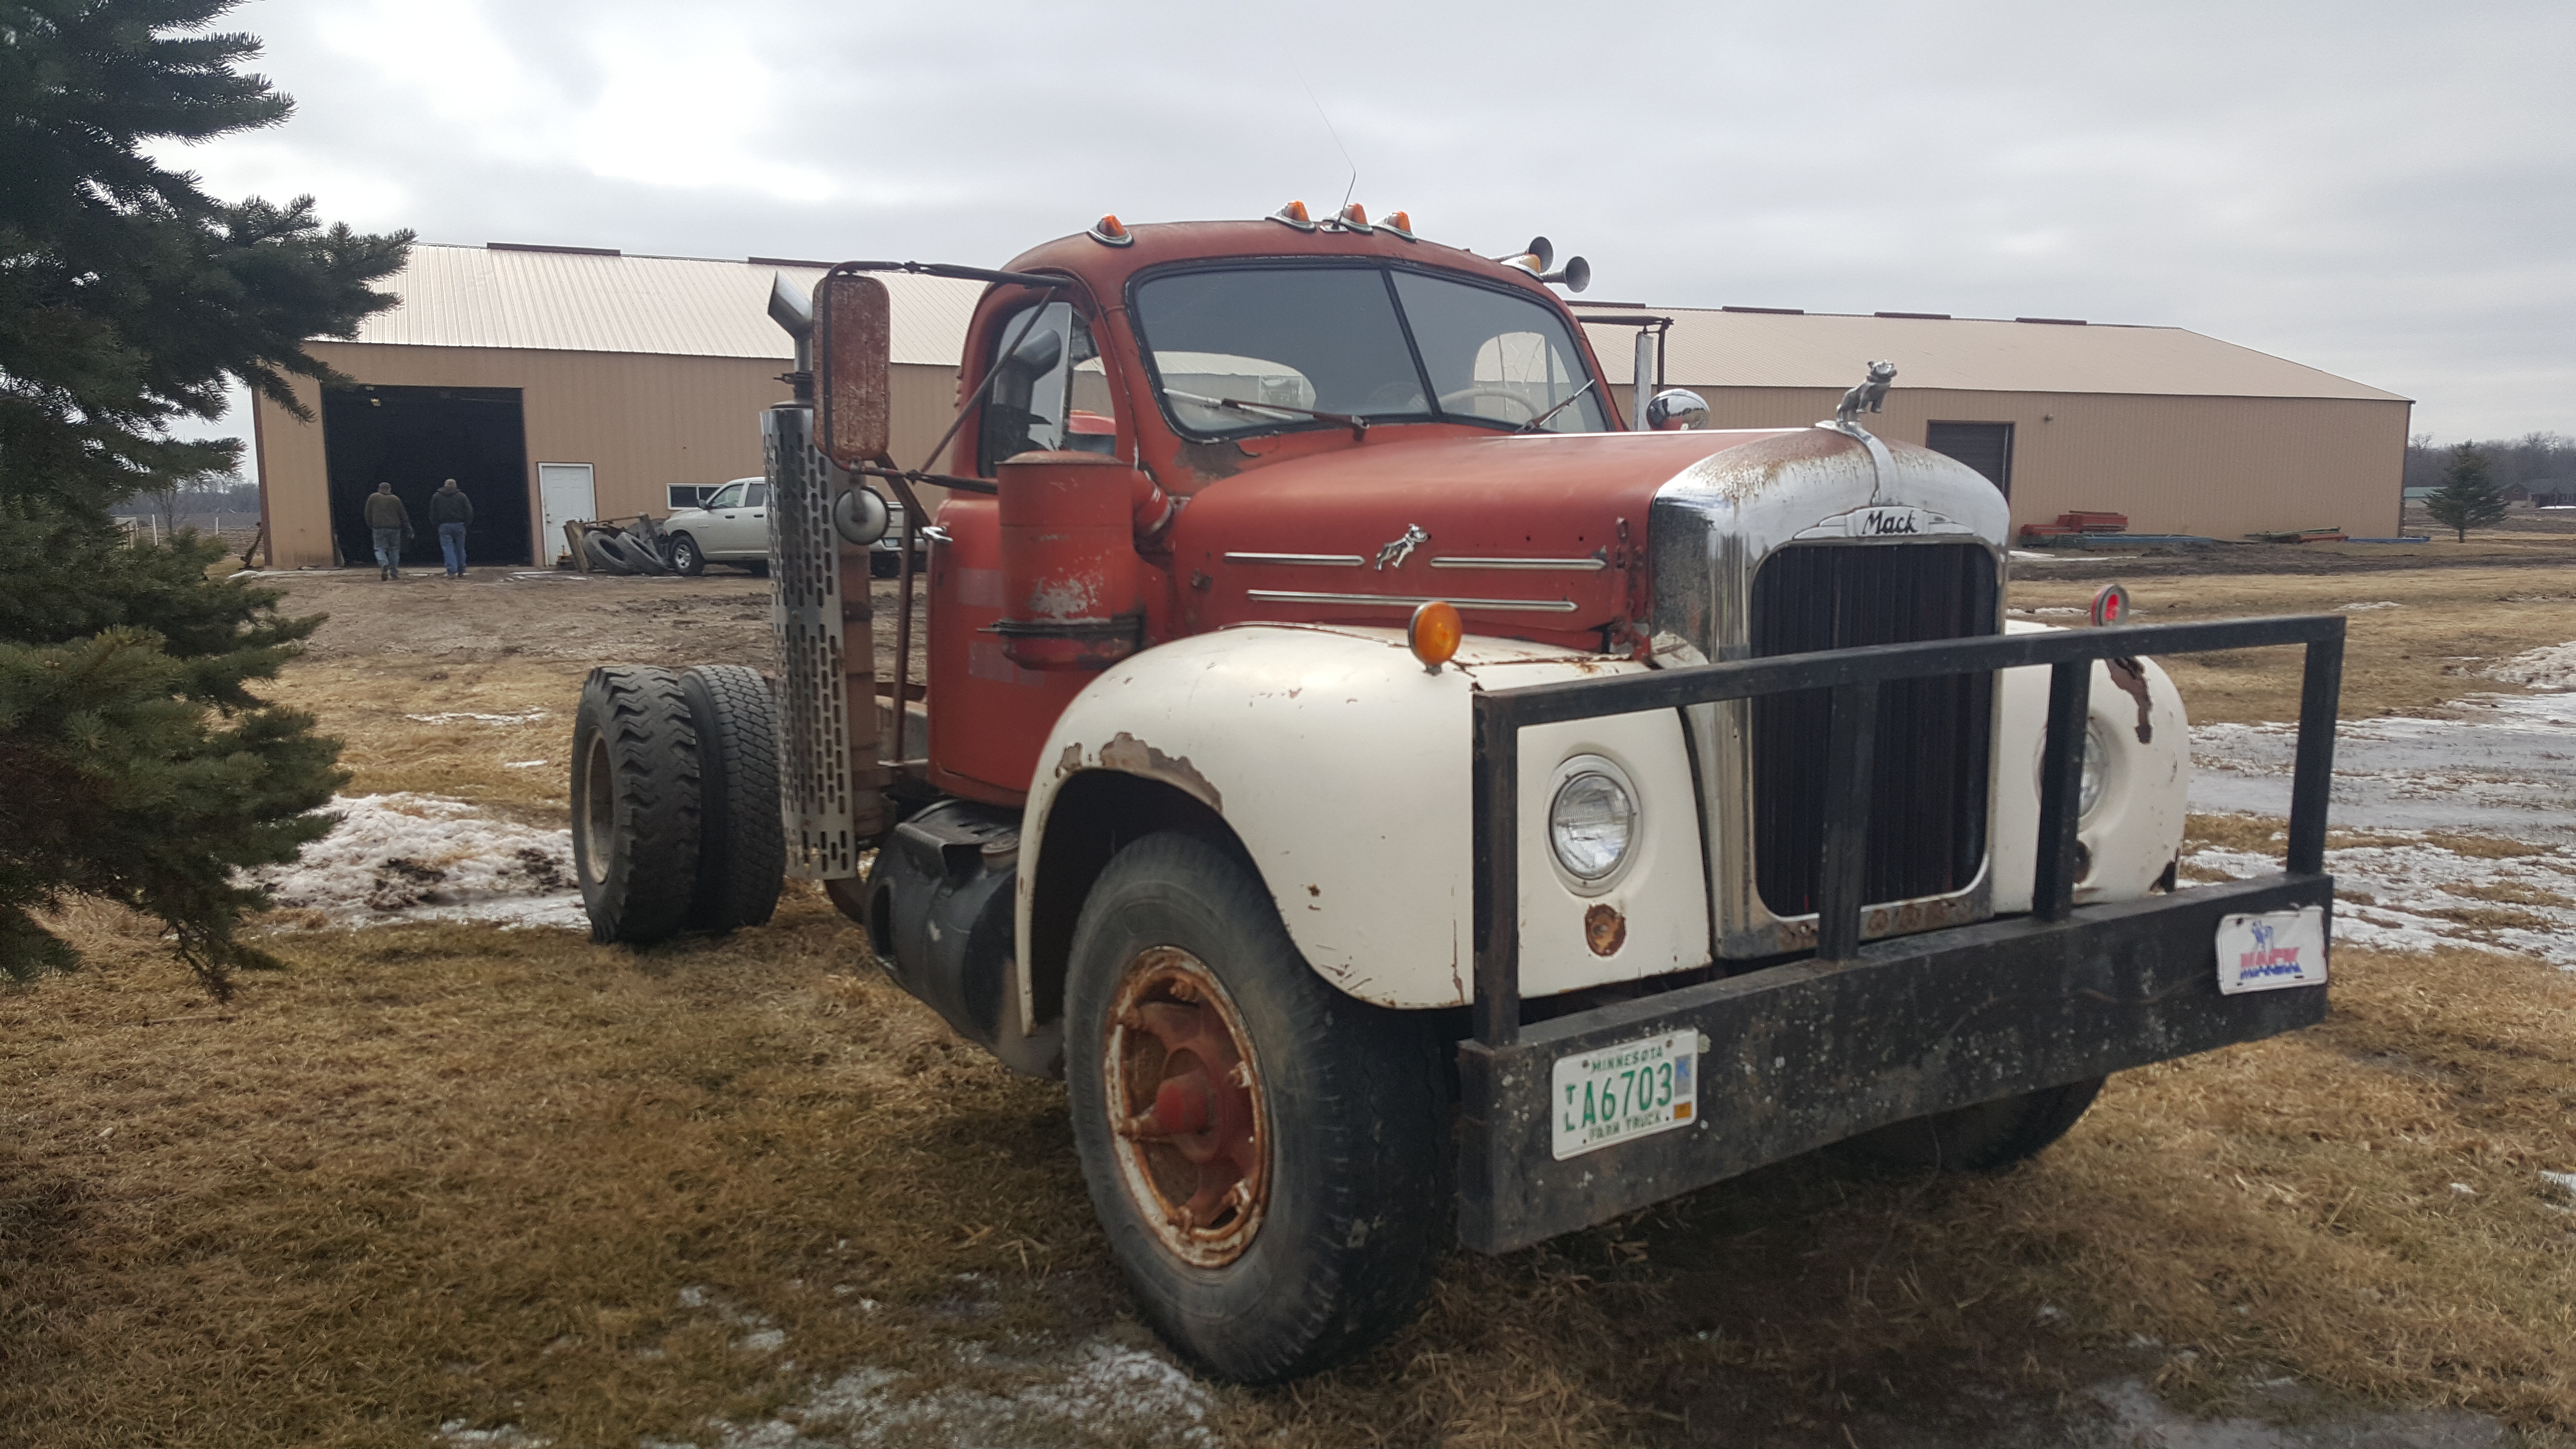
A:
570;663;784;942
569;517;676;575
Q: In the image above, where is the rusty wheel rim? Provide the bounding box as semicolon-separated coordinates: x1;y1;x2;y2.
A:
1103;946;1269;1268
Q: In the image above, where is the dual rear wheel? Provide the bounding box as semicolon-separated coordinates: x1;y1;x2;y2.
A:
571;663;783;943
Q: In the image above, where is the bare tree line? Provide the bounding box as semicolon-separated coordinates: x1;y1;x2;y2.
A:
115;469;261;537
2404;432;2576;494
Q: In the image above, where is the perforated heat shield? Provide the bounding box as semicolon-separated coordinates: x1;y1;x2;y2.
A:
765;402;858;878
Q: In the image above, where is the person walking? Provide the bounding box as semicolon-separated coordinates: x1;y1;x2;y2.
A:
363;482;412;580
430;478;475;577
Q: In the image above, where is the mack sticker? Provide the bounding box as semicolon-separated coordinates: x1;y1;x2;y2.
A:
1792;504;1976;541
2215;905;2329;994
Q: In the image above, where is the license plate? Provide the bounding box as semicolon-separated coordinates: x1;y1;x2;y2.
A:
2215;905;2329;994
1550;1029;1698;1161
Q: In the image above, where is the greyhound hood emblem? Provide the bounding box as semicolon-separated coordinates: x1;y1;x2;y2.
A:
1374;523;1429;571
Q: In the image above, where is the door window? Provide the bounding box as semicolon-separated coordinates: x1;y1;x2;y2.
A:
977;302;1088;475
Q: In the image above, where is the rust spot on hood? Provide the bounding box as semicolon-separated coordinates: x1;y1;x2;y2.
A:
2105;656;2154;743
1098;731;1224;811
1056;742;1084;778
1175;439;1255;483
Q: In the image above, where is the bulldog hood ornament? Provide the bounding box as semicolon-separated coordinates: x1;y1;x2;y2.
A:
1822;360;1898;439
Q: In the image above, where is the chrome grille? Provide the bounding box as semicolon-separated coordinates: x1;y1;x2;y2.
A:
764;402;856;879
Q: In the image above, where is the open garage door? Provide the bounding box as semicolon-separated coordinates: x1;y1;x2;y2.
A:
322;385;532;568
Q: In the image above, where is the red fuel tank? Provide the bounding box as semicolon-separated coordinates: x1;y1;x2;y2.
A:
996;451;1148;669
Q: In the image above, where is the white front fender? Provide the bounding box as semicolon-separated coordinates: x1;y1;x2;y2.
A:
1991;621;2192;910
1018;625;1710;1015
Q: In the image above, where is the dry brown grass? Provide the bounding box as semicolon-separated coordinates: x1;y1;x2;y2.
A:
2009;565;2576;724
9;904;2576;1447
7;565;2574;1446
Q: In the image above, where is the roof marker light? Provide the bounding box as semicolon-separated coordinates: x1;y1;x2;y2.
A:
1408;600;1463;674
1269;199;1316;231
1380;210;1417;241
1335;201;1372;233
1088;214;1133;247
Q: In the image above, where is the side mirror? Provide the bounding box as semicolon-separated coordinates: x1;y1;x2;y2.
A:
1646;388;1709;431
814;272;892;466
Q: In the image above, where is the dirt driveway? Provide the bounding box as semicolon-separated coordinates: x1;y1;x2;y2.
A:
3;551;2573;1448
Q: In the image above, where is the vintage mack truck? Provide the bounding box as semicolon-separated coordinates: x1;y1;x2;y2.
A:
568;204;2344;1383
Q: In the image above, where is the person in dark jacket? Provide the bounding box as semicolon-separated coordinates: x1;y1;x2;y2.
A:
429;478;475;577
362;482;412;580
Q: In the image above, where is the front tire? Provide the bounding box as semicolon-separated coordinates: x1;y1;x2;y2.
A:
1835;1077;2106;1172
668;532;706;576
1064;832;1446;1383
571;666;702;943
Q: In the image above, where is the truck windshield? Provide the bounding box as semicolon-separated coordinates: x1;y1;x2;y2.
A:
1133;263;1609;438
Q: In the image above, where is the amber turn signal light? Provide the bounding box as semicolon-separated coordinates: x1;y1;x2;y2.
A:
1409;599;1463;673
1088;213;1133;247
1269;199;1316;231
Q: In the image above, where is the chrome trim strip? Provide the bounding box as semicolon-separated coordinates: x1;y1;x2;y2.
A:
1245;589;1580;613
1428;556;1608;572
1223;552;1365;566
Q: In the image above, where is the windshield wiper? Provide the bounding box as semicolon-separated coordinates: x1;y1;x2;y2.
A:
1166;388;1369;440
1513;377;1598;434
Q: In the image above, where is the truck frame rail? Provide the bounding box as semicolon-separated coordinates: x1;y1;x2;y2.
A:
1459;614;2346;1252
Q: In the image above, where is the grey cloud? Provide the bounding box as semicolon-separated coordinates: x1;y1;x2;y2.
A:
164;0;2576;445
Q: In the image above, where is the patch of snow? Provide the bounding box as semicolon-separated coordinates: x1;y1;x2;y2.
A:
2007;606;2087;617
405;709;548;725
2449;1183;2476;1195
737;1328;789;1354
2341;600;2401;611
502;759;549;768
713;1340;1216;1449
2541;1171;2576;1197
246;795;583;931
2184;836;2576;969
435;1423;550;1448
678;1286;709;1309
2488;641;2576;691
2190;691;2576;845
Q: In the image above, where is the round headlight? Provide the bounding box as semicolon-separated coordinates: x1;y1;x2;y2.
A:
1549;770;1636;882
2078;723;2109;818
2034;724;2111;820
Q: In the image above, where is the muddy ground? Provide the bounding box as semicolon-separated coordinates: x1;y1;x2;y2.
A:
5;538;2575;1448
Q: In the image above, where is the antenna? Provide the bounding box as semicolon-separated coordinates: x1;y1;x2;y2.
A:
1297;72;1359;215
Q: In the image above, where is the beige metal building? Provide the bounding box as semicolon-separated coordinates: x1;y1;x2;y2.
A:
254;243;2411;569
252;244;981;570
1578;306;2412;540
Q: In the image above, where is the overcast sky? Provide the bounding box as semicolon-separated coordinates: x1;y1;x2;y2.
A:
165;0;2574;449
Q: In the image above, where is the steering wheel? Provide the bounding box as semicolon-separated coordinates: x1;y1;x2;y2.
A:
1436;385;1544;423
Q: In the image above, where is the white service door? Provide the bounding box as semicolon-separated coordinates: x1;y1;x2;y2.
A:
537;463;596;563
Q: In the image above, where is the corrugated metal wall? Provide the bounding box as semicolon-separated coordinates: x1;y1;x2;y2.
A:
255;345;959;569
1685;385;2411;540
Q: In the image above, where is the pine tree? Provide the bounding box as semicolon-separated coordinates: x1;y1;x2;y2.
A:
2422;445;2509;543
0;0;411;992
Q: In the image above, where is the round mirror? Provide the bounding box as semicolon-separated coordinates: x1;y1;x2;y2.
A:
1646;388;1709;431
832;484;891;547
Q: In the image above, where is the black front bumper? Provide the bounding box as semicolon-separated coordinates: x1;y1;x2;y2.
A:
1456;873;2331;1254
